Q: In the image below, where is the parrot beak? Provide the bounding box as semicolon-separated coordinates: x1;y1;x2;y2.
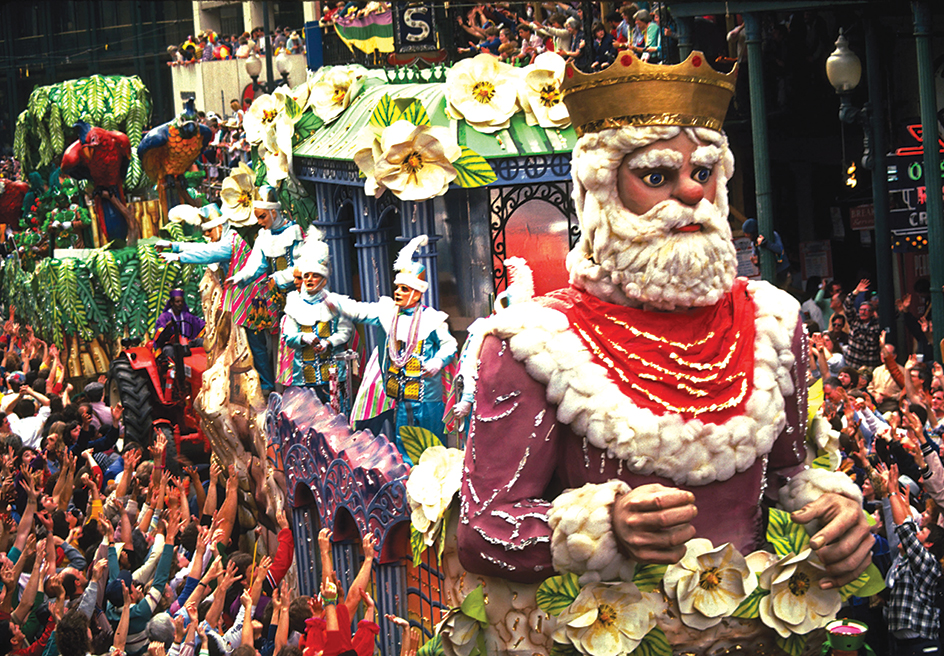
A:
82;146;92;160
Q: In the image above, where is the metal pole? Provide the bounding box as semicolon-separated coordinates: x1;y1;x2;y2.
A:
913;0;944;361
864;14;894;336
263;1;274;92
744;13;775;284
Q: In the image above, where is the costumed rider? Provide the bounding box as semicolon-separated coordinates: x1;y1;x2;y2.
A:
328;235;457;464
227;185;304;394
282;230;354;412
456;52;872;654
157;204;280;392
154;289;205;356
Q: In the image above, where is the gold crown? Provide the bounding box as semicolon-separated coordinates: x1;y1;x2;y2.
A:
561;51;737;136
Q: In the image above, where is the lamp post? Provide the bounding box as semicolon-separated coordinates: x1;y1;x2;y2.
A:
275;50;291;87
245;52;264;94
825;26;894;336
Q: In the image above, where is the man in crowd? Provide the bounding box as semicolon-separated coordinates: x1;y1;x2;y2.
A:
844;278;883;370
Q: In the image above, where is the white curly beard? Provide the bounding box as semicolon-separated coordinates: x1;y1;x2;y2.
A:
567;126;738;311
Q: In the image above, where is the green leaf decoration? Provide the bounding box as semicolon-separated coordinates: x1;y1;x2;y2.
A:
438;503;451;565
369;93;400;129
548;643;581;656
59;80;80;128
73;261;109;333
632;627;671;656
774;633;807;656
766;508;810;557
535;573;580;617
56;259;91;340
401;99;430;127
632;563;667;593
163;221;186;242
411;526;425;568
48;104;64;155
278;185;317;232
87;75;108;123
253;151;267;187
91;250;122;303
284;96;302;121
399;425;444;466
417;634;443;656
731;584;767;619
459;585;488;625
147;259;181;334
811;450;834;471
839;562;885;600
137;243;160;296
453;147;497;188
293;110;323;146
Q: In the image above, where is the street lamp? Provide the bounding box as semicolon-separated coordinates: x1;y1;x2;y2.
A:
245;53;264;94
275;50;291;87
826;30;871;169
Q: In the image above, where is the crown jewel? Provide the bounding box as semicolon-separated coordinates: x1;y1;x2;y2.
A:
561;51;737;136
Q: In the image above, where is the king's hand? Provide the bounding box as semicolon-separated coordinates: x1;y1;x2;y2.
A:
791;492;873;589
611;483;697;564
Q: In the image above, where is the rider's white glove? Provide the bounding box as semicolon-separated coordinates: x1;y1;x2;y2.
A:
422;357;443;378
160;252;180;262
453;400;472;418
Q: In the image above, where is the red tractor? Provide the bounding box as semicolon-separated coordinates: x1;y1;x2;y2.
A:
108;326;210;470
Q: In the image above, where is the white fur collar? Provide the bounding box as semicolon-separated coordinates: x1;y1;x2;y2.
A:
484;280;799;486
283;290;336;326
257;224;303;258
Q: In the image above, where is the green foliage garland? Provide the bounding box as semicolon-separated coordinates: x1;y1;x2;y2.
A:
13;75;152;190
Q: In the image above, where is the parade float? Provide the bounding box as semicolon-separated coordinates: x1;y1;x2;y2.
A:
0;48;885;656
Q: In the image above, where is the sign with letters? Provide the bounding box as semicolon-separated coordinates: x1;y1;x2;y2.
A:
887;123;944;251
392;3;438;53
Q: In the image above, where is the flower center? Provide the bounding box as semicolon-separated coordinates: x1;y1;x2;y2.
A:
596;603;617;628
262;109;277;123
237;192;251;207
403;151;424;175
698;567;722;591
788;571;811;597
539;84;560;108
472;81;495;104
331;86;347;104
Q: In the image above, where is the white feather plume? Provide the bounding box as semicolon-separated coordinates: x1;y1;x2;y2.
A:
394;234;428;271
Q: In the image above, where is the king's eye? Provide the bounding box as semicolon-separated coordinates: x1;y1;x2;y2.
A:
641;171;666;187
693;167;711;183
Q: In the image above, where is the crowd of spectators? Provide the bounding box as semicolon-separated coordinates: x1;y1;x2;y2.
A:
799;276;944;654
168;27;305;66
0;308;419;656
454;2;676;70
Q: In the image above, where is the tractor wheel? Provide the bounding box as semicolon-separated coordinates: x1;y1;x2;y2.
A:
108;357;154;448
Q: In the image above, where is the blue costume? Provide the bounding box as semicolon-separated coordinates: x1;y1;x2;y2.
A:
330;295;457;450
229;187;304;392
328;234;457;463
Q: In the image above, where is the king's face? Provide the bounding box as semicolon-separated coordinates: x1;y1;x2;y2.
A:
616;134;718;220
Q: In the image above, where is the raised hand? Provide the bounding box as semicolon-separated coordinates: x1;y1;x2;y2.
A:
611;484;697;564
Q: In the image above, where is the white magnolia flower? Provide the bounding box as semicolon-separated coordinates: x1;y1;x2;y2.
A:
519;52;571;129
406;446;464;545
309;65;366;124
758;549;841;638
438;608;480;656
445;53;520;133
243;94;283;146
663;539;757;630
553;582;663;656
275;79;314;117
219;162;256;227
354;120;461;202
260;141;290;187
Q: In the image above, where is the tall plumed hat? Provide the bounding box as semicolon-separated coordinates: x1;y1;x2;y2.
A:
560;50;736;136
253;184;281;210
200;203;227;231
495;257;534;310
393;234;428;294
294;228;330;277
